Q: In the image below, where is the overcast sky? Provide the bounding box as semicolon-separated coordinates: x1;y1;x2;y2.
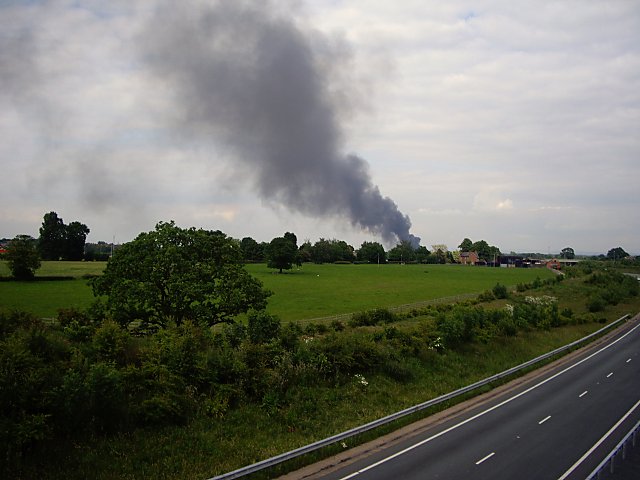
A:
1;0;638;255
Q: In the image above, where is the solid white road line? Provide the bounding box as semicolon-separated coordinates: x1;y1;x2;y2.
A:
557;398;640;480
538;415;552;425
579;391;588;398
606;372;614;378
337;323;640;480
475;452;495;465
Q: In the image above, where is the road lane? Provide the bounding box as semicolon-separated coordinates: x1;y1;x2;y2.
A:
317;319;640;480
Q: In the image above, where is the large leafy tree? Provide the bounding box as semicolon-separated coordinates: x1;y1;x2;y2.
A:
266;236;298;273
38;211;66;260
607;247;629;260
458;238;473;251
91;221;271;327
38;212;90;260
309;238;355;263
64;221;91;260
560;247;575;260
357;241;386;264
5;235;41;280
310;238;332;263
387;240;416;262
471;240;501;262
240;236;264;262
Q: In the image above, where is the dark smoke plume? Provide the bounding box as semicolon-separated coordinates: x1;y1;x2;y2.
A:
140;0;420;246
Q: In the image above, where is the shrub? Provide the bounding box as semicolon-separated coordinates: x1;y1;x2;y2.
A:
477;290;495;302
330;320;345;331
587;295;606;313
92;320;130;364
309;332;386;376
248;311;281;344
349;308;398;327
436;311;466;347
492;283;508;299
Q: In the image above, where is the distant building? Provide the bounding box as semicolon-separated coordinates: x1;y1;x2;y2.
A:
546;258;561;270
460;251;479;265
499;255;525;267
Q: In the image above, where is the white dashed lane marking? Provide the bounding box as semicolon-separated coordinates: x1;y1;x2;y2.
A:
538;415;552;425
476;452;495;465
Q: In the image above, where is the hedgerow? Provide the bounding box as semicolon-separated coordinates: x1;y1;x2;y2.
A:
2;264;636;476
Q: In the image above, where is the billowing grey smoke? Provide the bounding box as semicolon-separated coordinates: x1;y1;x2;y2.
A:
140;0;420;246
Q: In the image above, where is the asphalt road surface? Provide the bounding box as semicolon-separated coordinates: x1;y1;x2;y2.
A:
313;318;640;480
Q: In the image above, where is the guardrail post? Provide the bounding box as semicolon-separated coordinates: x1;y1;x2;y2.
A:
610;455;615;474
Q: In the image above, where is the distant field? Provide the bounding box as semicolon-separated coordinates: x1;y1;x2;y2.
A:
246;263;554;321
0;261;106;318
0;261;554;320
0;260;107;278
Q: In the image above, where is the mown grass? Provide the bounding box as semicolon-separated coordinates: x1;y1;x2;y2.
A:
247;263;555;321
0;261;554;321
0;260;107;277
0;261;105;318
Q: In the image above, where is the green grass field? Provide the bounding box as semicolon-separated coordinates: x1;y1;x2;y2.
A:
246;263;555;320
0;261;554;320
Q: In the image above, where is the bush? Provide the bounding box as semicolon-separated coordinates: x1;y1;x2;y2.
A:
436;311;466;347
349;308;398;327
92;320;130;364
248;311;281;344
492;283;508;299
477;290;495;302
309;332;386;376
587;295;606;313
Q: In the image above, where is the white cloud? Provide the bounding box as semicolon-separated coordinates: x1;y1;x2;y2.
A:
0;0;638;254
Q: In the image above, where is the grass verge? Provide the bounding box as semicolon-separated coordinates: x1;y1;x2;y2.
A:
18;310;636;480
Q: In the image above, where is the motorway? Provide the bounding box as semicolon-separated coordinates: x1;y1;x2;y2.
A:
309;316;640;480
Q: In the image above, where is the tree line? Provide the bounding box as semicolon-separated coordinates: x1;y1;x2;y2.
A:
1;212;635;281
2;212;90;279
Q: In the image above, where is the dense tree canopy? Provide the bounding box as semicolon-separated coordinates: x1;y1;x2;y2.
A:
308;238;355;263
91;221;270;327
561;247;575;259
64;221;91;260
240;236;265;262
607;247;629;260
356;241;386;264
38;212;66;260
266;236;299;273
458;238;473;251
5;235;41;280
387;240;416;262
38;212;90;260
470;240;501;262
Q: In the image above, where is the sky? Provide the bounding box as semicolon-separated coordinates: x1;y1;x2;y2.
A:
1;0;639;255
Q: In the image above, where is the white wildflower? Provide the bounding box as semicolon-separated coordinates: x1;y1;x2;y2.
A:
525;295;557;306
354;374;368;387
